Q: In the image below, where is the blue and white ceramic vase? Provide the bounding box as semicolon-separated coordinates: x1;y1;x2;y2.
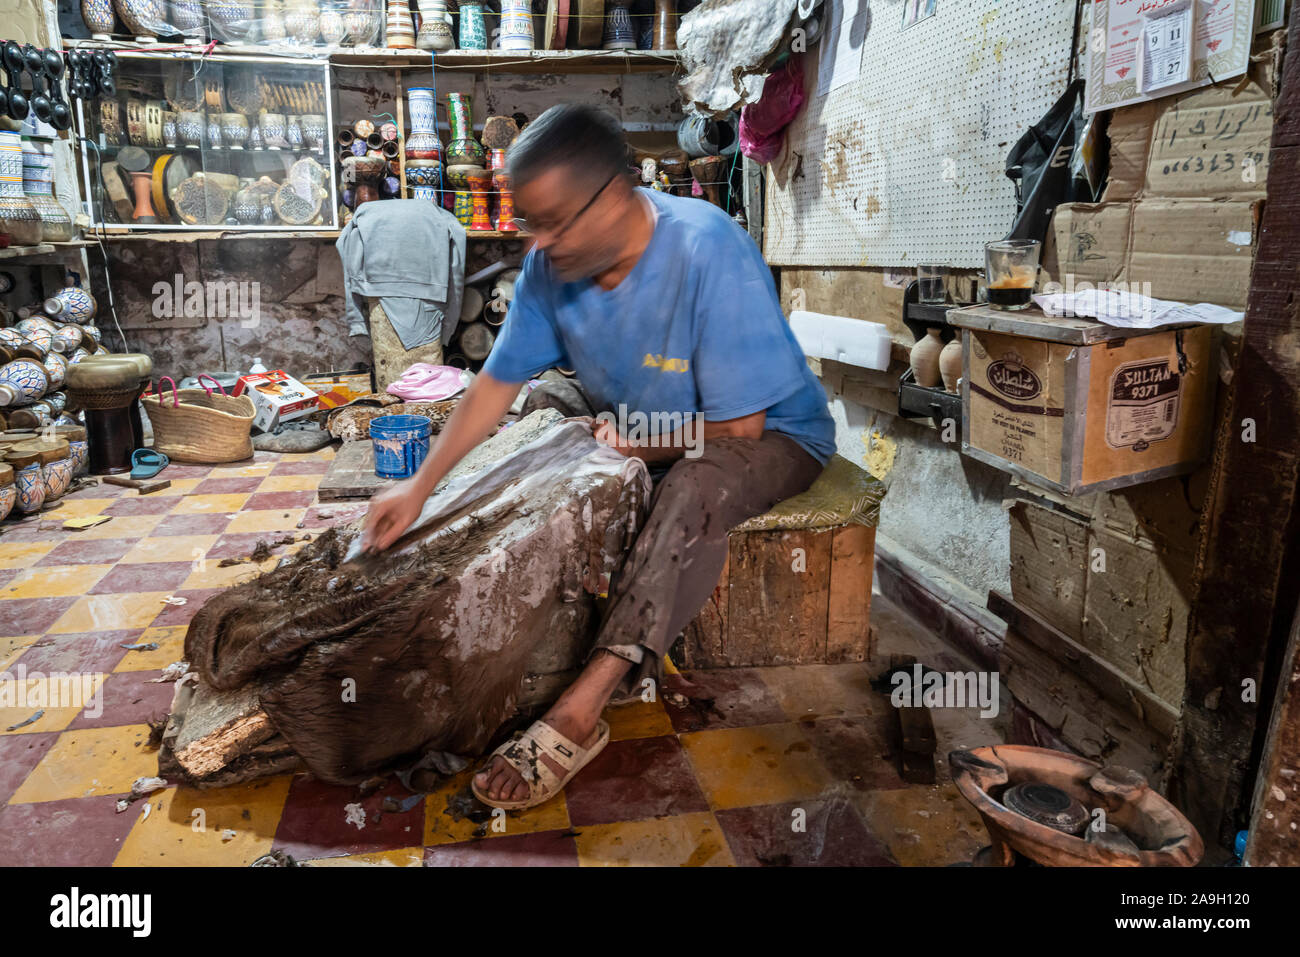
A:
499;0;534;50
45;287;97;324
13;462;43;515
0;359;49;407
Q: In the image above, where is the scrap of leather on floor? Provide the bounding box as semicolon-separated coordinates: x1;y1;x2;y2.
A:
157;410;651;789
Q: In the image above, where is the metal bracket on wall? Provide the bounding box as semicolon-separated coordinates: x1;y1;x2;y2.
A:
897;279;967;430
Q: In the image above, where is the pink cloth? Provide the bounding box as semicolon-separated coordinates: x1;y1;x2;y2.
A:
739;56;806;165
386;364;473;402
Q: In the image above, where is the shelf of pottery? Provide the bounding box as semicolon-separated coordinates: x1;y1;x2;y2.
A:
0;129;78;250
338;88;525;236
71;0;695;60
0;285;112;521
73;50;338;231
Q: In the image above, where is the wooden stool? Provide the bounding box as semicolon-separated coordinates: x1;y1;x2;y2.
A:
678;455;886;668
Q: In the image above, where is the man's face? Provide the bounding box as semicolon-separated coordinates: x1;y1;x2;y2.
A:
514;164;627;282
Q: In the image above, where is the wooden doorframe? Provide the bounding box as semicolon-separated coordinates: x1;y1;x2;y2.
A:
1168;15;1300;854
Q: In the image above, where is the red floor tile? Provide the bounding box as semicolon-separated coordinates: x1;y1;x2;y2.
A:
13;629;140;674
0;731;58;803
193;477;265;495
36;537;140;566
244;491;318;510
273;459;330;475
68;671;176;730
154;464;217;480
207;532;299;561
301;504;367;529
715;799;897;866
89;563;195;595
0;597;79;636
564;735;710;827
663;669;789;733
272;776;426;860
0;796;142;866
149;589;224;627
423;829;580;867
150;513;235;537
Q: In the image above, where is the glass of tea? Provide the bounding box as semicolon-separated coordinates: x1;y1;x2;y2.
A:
916;262;950;303
985;239;1041;311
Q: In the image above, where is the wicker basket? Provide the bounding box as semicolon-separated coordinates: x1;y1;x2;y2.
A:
142;375;255;464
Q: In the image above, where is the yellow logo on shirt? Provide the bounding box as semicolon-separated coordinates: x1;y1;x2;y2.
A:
643;353;690;374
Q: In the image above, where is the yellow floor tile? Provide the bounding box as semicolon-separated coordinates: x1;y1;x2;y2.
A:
168;493;251;515
854;782;989;867
0;542;54;570
224;509;307;534
10;724;157;803
574;812;734;867
179;558;276;590
47;592;170;634
0;674;106;735
679;723;834;811
2;564;113;599
44;497;116;519
113;776;294;866
70;514;163;540
118;535;220;565
209;463;275;479
604;698;675;741
113;626;188;672
423;769;570;846
306;848;425;867
258;474;322;492
0;635;39;672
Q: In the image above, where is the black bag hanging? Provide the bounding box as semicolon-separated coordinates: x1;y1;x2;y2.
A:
1003;78;1086;245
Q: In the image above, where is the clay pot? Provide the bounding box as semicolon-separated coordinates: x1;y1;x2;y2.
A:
43;351;68;390
0;463;15;521
939;338;963;393
909;328;944;389
81;0;116;34
603;0;636;49
386;0;416;48
0;359;49;407
130;171;158;223
44;287;97;324
8;451;44;515
0;132;45;247
457;1;487;49
653;0;677;49
418;0;460;51
499;0;534;50
465;168;493;231
284;0;322;44
113;0;166;38
444;93;484;167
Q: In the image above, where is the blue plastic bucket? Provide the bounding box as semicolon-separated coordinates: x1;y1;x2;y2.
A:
370;414;434;479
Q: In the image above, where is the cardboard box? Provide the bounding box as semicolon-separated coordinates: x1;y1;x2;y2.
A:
302;370;373;410
951;305;1217;496
234;370;322;432
1050;198;1258;310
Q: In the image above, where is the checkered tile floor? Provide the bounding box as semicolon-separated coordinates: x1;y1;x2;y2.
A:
0;446;1006;866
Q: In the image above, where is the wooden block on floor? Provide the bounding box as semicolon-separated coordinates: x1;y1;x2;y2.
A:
317;439;395;500
680;524;876;668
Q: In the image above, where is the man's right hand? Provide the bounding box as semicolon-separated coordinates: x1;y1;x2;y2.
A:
362;477;426;553
356;371;526;555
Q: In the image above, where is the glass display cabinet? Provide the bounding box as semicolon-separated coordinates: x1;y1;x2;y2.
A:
75;49;337;232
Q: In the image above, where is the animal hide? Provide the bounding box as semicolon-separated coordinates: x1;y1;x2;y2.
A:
181;418;650;784
324;394;459;442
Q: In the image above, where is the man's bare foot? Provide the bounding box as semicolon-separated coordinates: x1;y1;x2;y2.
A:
473;649;634;804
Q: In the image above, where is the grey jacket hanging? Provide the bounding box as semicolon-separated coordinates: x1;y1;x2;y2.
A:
336;199;467;349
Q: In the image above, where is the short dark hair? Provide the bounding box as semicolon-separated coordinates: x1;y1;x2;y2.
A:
507;104;629;191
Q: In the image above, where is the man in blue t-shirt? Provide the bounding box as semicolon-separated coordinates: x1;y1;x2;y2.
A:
364;105;835;810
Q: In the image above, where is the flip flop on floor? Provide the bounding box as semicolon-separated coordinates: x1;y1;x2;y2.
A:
130;448;169;480
471;718;611;810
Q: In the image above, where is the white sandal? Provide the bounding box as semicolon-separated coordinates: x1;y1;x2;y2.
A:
471;718;611;810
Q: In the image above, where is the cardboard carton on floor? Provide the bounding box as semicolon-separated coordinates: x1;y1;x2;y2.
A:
234;370;322;432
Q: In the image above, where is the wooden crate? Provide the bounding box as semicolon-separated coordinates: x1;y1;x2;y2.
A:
679;523;877;668
949;305;1217;496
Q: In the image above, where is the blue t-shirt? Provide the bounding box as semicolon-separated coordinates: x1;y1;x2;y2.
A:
482;188;836;465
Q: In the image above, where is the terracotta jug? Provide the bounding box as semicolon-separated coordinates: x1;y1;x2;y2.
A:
909;328;944;389
939;338;963;393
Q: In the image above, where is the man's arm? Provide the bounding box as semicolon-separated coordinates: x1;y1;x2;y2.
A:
362;371;521;552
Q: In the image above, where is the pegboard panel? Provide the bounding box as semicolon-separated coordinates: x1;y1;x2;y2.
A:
765;0;1078;269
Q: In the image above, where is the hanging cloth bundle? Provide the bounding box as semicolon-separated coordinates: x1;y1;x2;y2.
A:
1003;78;1088;246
